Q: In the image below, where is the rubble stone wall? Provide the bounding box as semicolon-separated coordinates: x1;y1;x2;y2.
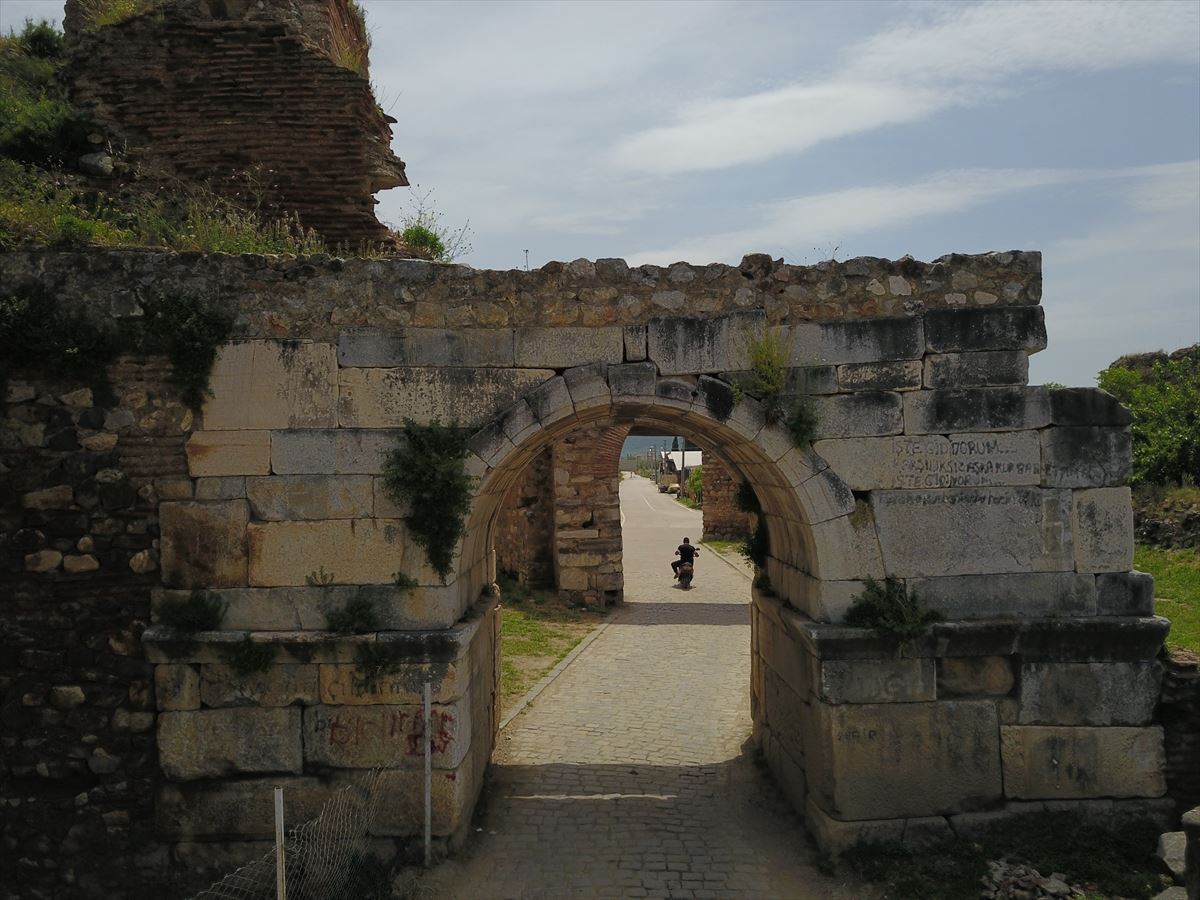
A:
495;446;555;587
1160;652;1200;815
702;457;750;541
0;246;1168;867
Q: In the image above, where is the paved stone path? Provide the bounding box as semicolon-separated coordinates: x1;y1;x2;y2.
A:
423;475;867;899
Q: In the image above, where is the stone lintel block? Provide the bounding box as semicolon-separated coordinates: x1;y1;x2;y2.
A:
1072;487;1134;573
1040;427;1131;488
514;327;624;368
608;361;657;401
203;341;337;430
924;306;1047;353
810;392;903;439
525;375;574;426
816;431;1042;491
337;327;516;368
786;317;925;366
873;487;1073;578
271;429;398;475
195;477;248;501
937;656;1015;698
199;663;319;708
923;351;1029;388
623;324;647;362
1048;388;1131;426
1018;661;1161;726
158;708;303;780
806;700;1002;820
338;367;553;429
562;362;610;411
999;725;1165;800
155;664;201;711
303;695;471;769
247;519;410;587
186;431;271;477
160;500;250;589
319;660;461;705
647;311;765;375
158;776;333;838
903;387;1050;434
908;572;1097;620
837;360;922;392
246;474;374;520
810;656;935;704
1095;571;1154;617
1014;615;1168;663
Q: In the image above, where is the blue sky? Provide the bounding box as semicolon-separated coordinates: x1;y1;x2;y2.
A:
4;0;1198;386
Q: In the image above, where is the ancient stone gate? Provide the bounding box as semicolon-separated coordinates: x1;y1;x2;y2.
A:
1;248;1170;873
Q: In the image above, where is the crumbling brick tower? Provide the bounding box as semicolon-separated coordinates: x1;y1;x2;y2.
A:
62;0;408;247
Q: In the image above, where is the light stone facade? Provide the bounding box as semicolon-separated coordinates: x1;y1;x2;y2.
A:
56;247;1158;858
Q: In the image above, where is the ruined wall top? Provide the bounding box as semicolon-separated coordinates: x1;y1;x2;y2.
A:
61;0;406;247
0;248;1041;341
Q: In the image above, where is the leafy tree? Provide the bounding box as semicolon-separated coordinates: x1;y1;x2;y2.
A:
1098;348;1199;485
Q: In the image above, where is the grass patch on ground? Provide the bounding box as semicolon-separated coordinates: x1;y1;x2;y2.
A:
498;576;609;712
673;494;700;510
1138;543;1200;653
701;539;745;557
842;812;1167;900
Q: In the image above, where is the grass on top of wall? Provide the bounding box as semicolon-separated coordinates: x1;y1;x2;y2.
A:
1138;543;1200;654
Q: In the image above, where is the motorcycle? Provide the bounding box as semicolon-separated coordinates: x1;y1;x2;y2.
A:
676;560;694;589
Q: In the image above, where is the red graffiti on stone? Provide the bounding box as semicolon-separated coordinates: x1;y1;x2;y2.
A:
317;709;453;756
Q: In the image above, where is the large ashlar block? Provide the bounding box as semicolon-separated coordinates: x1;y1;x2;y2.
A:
514;327;624;368
337;327;516;367
155;664;201;711
924;306;1047;353
303;695;472;769
271;429;397;475
247;519;410;586
873;488;1073;577
319;661;463;705
908;572;1097;619
809;656;935;704
158;776;335;838
923;351;1029;388
1095;571;1155;616
366;756;478;836
785;317;925;366
805;701;1003;820
647;311;764;375
186;431;271;477
160;500;250;589
246;475;374;520
809;511;886;582
1072;487;1134;573
338;367;552;429
1018;661;1161;726
158;708;302;780
904;387;1050;434
1000;725;1165;800
1040;427;1131;488
1048;388;1131;427
810;392;903;438
203;341;337;430
937;657;1015;697
816;431;1041;491
199;663;319;708
836;360;922;392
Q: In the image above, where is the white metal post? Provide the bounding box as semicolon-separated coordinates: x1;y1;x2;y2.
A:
423;680;432;868
274;787;287;900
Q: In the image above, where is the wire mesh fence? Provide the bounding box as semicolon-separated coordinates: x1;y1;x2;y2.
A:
187;768;393;900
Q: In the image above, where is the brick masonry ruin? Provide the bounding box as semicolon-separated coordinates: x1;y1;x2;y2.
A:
61;0;407;247
0;247;1184;894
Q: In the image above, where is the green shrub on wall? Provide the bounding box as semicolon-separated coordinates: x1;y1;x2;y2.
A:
732;326;818;446
844;577;942;641
382;420;472;583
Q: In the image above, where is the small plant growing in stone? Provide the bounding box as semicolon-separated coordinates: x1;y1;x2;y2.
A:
305;566;336;587
740;519;770;569
393;571;418;590
731;326;819;447
141;292;233;411
220;633;275;677
324;595;378;634
159;590;226;632
844;577;942;641
753;572;773;595
735;480;762;515
354;643;406;686
382;420;472;583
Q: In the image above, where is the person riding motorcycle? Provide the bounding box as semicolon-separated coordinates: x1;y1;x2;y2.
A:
671;537;698;579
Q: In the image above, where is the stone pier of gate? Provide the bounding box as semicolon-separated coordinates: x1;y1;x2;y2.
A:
2;247;1169;865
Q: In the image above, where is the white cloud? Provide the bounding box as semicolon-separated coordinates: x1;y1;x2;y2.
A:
612;0;1200;175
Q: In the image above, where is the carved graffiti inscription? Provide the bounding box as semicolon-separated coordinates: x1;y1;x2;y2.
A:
893;433;1041;488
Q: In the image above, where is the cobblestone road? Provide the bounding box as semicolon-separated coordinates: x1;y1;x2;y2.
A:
423;475;867;900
